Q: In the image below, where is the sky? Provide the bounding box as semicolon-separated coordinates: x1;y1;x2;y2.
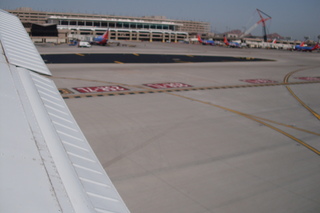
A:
1;0;319;40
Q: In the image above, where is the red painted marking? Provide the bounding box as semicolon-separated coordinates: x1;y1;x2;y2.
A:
144;82;193;89
240;79;278;84
73;85;129;93
295;77;320;81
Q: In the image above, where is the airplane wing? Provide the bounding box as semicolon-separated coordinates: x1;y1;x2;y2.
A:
0;9;130;213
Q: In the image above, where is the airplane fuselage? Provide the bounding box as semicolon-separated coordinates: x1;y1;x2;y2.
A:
197;35;215;45
294;43;319;52
93;36;107;45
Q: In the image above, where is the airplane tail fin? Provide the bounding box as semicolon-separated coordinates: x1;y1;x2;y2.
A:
299;41;305;47
272;39;276;44
224;35;229;46
311;43;319;51
102;29;109;39
197;34;203;43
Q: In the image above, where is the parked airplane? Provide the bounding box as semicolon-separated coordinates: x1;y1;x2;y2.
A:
270;41;293;50
224;35;241;48
294;43;319;52
245;39;293;50
262;39;288;49
0;9;130;213
93;29;110;45
294;41;305;49
197;35;215;45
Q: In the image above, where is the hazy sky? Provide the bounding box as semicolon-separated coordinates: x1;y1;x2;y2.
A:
1;0;319;40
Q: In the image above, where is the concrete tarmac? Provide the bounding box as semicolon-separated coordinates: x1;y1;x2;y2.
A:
39;42;320;213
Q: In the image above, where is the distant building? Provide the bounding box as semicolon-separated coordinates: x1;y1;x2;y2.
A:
7;7;211;43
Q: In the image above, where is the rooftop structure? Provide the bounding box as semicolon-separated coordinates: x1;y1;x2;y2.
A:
7;8;211;43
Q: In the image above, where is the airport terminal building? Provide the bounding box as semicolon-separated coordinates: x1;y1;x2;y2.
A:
7;7;211;43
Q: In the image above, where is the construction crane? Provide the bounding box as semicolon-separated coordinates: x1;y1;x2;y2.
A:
240;9;272;42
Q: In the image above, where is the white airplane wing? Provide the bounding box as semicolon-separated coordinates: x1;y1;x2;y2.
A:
0;9;130;213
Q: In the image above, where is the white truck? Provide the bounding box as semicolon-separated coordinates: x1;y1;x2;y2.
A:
78;41;91;48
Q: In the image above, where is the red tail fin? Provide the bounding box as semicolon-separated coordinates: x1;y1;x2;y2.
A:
311;43;319;51
197;35;202;43
299;41;305;47
102;29;109;39
224;36;229;46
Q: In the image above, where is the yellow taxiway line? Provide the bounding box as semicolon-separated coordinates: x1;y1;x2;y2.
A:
284;67;320;120
114;61;124;64
167;92;320;156
54;74;320;155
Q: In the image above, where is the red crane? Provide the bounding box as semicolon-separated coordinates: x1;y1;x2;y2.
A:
257;9;272;42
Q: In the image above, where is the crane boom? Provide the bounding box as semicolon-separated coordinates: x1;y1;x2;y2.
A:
240;23;259;38
240;9;272;41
